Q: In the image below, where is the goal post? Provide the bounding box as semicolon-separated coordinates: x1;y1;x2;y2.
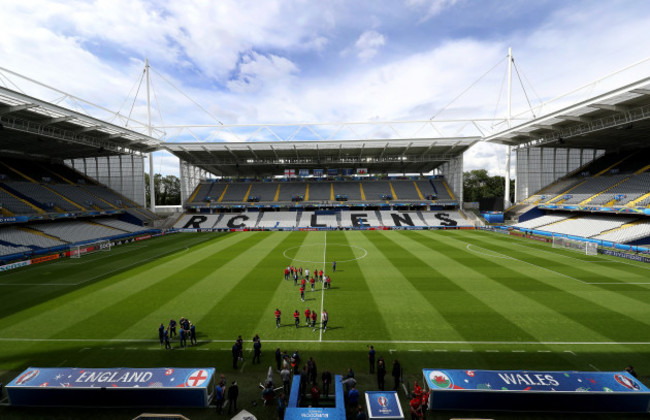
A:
70;239;112;258
552;236;598;255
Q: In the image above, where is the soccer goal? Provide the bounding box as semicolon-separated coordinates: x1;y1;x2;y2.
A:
552;236;598;255
70;239;112;258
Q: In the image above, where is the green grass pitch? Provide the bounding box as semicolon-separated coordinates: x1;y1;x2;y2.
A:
1;229;650;419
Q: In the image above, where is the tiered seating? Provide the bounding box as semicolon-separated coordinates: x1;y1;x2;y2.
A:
513;214;574;229
31;221;124;243
83;185;134;208
537;215;635;238
594;220;650;243
94;218;148;233
277;183;307;201
48;184;113;210
420;211;468;227
332;182;361;200
415;180;436;199
214;213;256;229
588;173;650;206
0;188;40;215
0;227;66;248
257;212;298;228
361;181;392;201
526;178;582;204
379;211;426;226
431;179;453;201
189;183;212;203
248;183;278;201
391;181;421;200
560;175;629;204
0;244;31;256
220;183;250;202
5;181;81;212
298;212;337;227
339;210;381;227
308;182;331;201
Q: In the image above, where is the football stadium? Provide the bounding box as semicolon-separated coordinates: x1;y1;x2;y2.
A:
3;6;650;420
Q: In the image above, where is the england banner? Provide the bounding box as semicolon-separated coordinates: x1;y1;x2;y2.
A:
284;169;296;177
7;367;216;407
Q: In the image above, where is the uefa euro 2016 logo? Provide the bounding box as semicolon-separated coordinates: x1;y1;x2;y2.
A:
377;396;388;407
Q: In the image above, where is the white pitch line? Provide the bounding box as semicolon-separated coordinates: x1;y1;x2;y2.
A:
512;350;525;353
434;349;447;352
537;350;551;353
2;337;650;346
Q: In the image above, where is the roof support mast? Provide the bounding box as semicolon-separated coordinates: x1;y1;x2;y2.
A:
145;58;156;211
504;47;513;210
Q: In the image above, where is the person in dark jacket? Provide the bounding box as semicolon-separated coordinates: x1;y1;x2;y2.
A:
377;357;386;390
392;359;402;391
227;381;239;414
322;369;332;398
232;342;239;369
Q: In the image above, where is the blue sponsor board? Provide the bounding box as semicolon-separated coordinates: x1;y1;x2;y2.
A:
423;369;650;413
365;391;404;419
7;367;215;407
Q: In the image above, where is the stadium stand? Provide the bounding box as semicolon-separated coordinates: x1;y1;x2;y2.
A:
391;181;422;200
588;172;650;206
379;211;427;227
0;188;42;215
420;211;468;227
332;182;362;201
220;183;251;202
257;211;299;228
4;181;83;212
306;182;331;201
30;220;129;243
298;211;338;228
361;181;393;201
0;226;66;248
277;182;308;202
513;213;575;230
534;214;636;238
594;219;650;243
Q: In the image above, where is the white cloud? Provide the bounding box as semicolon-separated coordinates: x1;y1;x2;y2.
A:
353;30;386;61
405;0;460;22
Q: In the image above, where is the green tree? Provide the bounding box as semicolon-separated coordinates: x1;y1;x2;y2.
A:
463;169;514;203
145;173;181;205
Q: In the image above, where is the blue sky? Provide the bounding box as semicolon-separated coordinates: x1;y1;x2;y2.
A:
2;0;650;177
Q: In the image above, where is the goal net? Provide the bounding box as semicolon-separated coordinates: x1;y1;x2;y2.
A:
70;240;112;258
552;236;598;255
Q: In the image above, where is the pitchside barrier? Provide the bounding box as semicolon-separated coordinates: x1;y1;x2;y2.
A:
423;369;650;413
285;374;345;420
6;367;215;407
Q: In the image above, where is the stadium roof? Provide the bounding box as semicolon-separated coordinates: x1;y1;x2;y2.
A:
0;86;160;160
485;76;650;150
164;137;478;177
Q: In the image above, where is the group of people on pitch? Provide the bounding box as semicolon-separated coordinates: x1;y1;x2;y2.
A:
274;307;329;331
284;265;333;300
159;317;197;349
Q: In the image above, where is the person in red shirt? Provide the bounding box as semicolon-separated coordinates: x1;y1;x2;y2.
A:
318;269;323;281
311;383;321;407
311;310;317;331
275;308;281;328
299;267;303;277
293;310;300;328
301;278;306;288
305;308;311;326
284;268;289;280
413;380;422;398
300;285;305;302
410;393;422;420
326;276;331;289
310;276;316;292
420;390;429;420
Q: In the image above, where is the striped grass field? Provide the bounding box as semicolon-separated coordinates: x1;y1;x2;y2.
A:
1;229;650;419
